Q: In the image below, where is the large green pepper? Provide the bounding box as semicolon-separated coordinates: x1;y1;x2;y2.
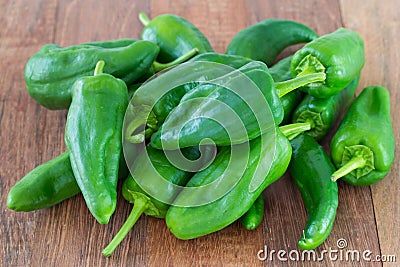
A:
269;55;304;124
330;86;395;185
65;61;128;224
125;53;259;143
102;145;212;257
289;134;338;250
226;18;318;66
25;39;159;109
150;61;322;149
290;28;365;98
139;12;213;63
292;75;359;140
165;127;291;239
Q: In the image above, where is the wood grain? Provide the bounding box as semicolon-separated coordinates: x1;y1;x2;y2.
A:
0;0;397;266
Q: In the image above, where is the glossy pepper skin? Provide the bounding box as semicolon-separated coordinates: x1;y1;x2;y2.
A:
166;127;291;240
289;134;338;250
25;39;159;110
139;12;213;63
150;59;323;149
292;75;359;140
290;28;365;98
150;61;284;149
330;86;395;185
7;152;80;211
102;145;211;257
269;55;304;124
65;61;128;224
226;18;318;66
7;151;131;212
239;194;265;230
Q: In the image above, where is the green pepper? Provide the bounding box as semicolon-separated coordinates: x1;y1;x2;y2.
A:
102;145;212;257
269;55;304;124
289;134;338;250
65;61;128;224
125;54;261;143
226;18;318;66
139;12;213;63
7;150;131;212
290;28;365;98
150;60;322;149
239;194;264;231
330;86;395;185
24;39;159;110
292;75;360;140
165;126;291;239
7;152;80;211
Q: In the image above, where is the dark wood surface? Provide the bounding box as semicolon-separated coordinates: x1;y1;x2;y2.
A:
1;0;398;266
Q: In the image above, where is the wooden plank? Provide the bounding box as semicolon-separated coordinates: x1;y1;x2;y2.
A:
340;0;400;266
0;0;393;266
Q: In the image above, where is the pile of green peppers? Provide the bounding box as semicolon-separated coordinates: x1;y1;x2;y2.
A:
7;11;395;258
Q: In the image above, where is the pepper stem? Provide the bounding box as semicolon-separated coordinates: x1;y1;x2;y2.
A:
102;198;148;257
139;12;151;26
279;122;312;141
275;73;326;98
94;60;105;76
331;156;366;182
153;48;199;72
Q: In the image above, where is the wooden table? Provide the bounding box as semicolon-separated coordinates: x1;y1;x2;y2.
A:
1;0;398;266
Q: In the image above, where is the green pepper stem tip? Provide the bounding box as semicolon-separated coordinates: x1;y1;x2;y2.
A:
94;60;105;76
153;48;199;72
275;72;326;98
279;122;312;140
102;198;148;257
138;12;151;26
331;156;366;182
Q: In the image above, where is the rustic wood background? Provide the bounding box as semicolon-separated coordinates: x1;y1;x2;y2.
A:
1;0;398;266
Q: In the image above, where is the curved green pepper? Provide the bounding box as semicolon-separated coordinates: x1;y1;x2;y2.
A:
290;28;365;98
292;75;359;140
269;55;304;124
7;150;131;212
65;61;128;224
7;152;80;211
25;39;159;109
150;60;322;149
139;12;213;63
226;18;318;66
165;127;291;239
102;145;212;257
330;86;395;185
289;134;338;250
239;194;264;231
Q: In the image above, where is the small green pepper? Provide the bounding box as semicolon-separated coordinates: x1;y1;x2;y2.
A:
289;134;338;250
7;150;131;212
7;152;80;211
25;39;159;109
226;18;318;66
330;86;395;185
65;61;128;224
290;28;365;98
166;126;292;239
139;12;213;63
239;194;265;230
102;145;212;257
292;75;359;140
